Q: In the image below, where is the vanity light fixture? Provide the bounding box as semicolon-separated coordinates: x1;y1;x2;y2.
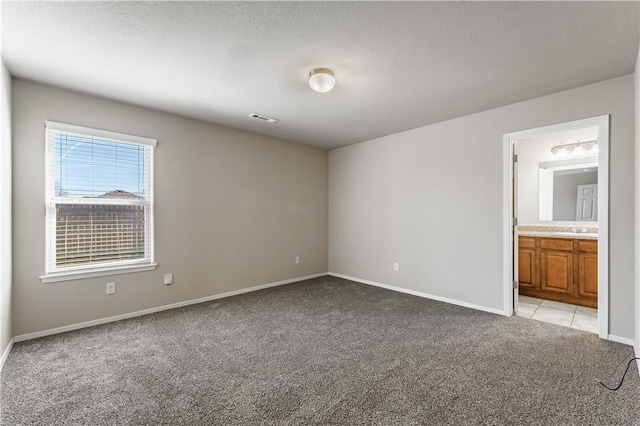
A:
308;68;336;93
551;139;598;157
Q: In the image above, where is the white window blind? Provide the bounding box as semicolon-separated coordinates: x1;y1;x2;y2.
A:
44;121;156;276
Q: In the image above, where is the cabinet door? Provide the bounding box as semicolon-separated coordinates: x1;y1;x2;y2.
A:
540;250;573;294
518;249;537;289
578;252;598;298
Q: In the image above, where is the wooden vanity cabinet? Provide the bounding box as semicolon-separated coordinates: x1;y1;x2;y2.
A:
517;237;536;289
518;236;597;308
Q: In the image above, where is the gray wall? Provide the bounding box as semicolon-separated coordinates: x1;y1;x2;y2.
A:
634;45;639;359
12;79;328;336
552;171;598;221
0;61;12;360
329;75;636;339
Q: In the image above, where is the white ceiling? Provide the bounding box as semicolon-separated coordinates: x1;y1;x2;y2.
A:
2;1;639;150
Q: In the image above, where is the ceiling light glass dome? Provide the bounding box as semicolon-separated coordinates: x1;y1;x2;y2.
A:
309;68;336;93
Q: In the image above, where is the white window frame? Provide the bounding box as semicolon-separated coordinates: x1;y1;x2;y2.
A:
40;121;157;283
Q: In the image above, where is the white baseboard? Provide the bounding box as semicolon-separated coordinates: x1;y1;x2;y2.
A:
329;272;507;316
0;338;14;372
607;334;635;347
14;273;328;343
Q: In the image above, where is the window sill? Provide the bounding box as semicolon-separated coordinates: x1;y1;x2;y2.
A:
40;263;157;283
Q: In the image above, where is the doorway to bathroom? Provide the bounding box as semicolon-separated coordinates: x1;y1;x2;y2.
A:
502;116;609;339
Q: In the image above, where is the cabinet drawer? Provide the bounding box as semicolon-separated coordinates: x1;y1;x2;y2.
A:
578;240;597;253
518;237;536;249
540;238;573;251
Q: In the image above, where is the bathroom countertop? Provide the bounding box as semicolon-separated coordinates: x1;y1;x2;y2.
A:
518;225;598;240
518;231;597;240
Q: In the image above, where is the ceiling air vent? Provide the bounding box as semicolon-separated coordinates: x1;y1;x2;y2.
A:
248;113;279;124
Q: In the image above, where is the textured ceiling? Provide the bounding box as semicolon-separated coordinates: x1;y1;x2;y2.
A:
2;1;639;149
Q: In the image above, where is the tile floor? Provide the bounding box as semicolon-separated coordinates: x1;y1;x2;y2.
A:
517;295;598;334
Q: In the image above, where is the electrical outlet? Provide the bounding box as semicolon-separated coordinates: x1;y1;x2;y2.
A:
164;273;173;285
106;282;116;295
295;256;300;264
393;262;399;272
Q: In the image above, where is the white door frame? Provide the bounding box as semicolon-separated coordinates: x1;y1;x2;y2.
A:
502;115;609;339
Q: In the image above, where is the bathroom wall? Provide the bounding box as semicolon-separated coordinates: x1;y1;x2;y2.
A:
517;127;598;225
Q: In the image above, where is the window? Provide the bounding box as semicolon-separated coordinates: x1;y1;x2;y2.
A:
43;121;157;282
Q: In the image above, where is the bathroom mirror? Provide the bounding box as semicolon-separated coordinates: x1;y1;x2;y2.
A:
538;156;598;222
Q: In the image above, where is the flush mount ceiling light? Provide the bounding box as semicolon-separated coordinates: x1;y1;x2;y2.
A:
551;139;598;157
308;68;336;93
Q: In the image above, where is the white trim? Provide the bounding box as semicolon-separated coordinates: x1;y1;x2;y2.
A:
40;263;157;283
329;273;508;317
502;136;515;316
0;338;14;372
15;273;328;342
607;334;635;347
502;115;609;339
45;120;157;146
596;118;610;339
51;197;149;206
